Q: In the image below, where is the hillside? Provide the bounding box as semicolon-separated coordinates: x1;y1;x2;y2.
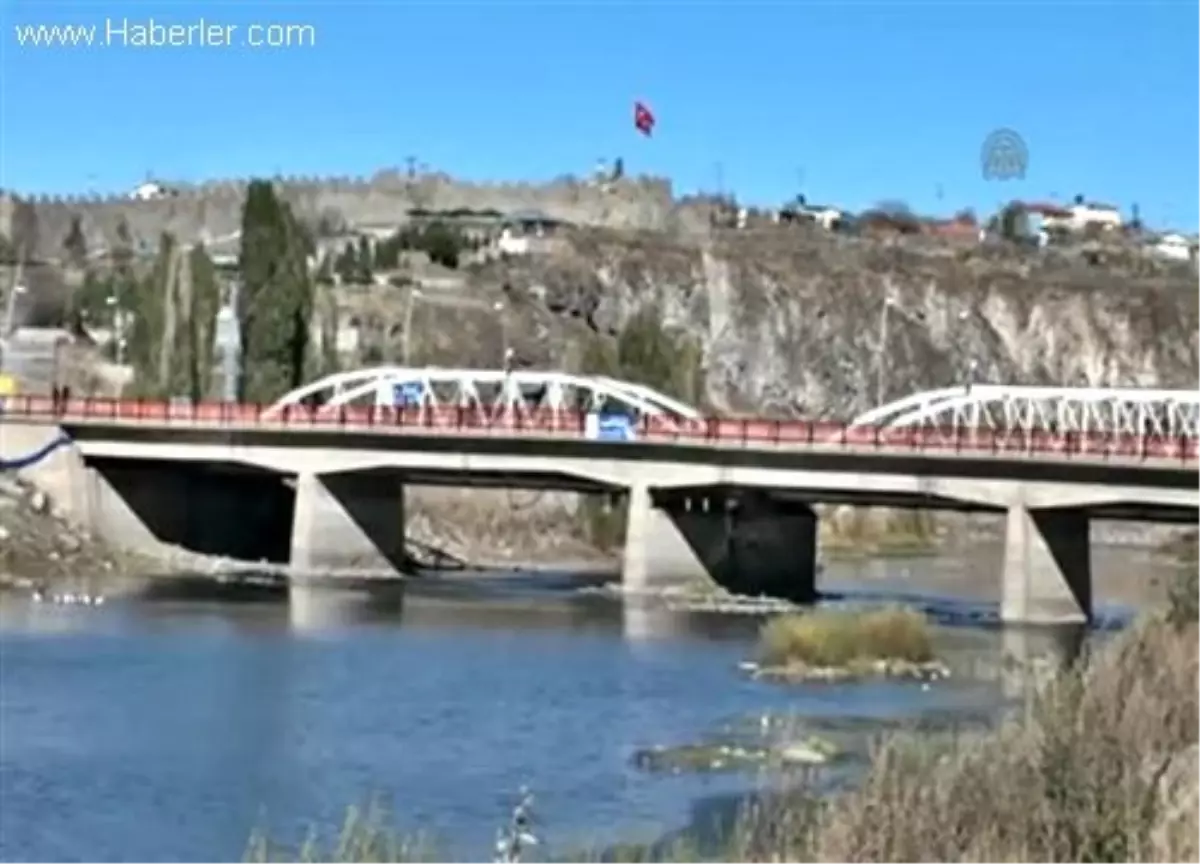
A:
360;226;1198;416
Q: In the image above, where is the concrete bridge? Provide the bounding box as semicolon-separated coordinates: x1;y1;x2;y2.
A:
1;368;1196;625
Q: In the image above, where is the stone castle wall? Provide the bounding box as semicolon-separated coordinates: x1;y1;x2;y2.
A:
2;170;677;258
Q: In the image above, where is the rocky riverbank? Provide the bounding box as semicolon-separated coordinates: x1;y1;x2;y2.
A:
0;472;143;596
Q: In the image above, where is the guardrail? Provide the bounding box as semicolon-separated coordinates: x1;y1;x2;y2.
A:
1;394;1196;465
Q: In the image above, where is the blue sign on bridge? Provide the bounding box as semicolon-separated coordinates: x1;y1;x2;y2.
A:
391;382;426;406
594;412;636;442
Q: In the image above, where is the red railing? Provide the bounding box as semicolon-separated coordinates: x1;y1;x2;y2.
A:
1;394;1196;465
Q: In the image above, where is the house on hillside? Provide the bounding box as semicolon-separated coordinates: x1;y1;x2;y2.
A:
925;211;982;244
1040;196;1124;234
129;181;177;201
855;208;923;238
406;207;505;243
777;196;845;231
1149;232;1197;263
495;209;571;255
1020;201;1073;245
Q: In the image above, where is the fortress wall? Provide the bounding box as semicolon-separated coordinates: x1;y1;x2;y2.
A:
3;172;676;258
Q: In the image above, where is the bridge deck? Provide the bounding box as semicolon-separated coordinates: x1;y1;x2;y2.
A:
3;394;1196;472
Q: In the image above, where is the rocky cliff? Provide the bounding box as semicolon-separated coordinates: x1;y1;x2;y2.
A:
419;226;1199;415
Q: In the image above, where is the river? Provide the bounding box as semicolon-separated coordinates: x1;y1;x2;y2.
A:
0;549;1170;863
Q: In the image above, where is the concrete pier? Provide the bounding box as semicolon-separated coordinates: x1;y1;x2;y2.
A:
623;485;817;602
80;457;294;562
289;471;406;575
1001;505;1092;625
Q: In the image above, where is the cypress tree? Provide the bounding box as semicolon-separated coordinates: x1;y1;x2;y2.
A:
236;180;313;402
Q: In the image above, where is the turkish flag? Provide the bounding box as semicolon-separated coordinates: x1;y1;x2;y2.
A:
634;101;655;136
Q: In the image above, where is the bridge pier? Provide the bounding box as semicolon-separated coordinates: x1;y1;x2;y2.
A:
623;485;818;602
290;472;407;575
79;457;294;562
1001;505;1092;625
77;462;163;553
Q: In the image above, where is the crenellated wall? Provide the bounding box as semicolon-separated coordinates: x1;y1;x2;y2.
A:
1;170;677;258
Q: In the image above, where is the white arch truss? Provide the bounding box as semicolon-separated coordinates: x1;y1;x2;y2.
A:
264;366;703;427
849;385;1200;440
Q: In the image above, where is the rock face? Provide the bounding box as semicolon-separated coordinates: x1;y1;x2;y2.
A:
483;227;1198;416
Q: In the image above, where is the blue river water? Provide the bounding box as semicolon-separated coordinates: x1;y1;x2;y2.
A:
0;567;1105;863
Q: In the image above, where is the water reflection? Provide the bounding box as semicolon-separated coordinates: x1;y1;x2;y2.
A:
287;583;404;633
999;624;1087;701
0;598;114;635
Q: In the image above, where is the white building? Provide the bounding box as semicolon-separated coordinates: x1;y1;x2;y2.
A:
1042;198;1124;234
776;197;844;231
495;209;568;256
129;181;172;201
1150;233;1195;262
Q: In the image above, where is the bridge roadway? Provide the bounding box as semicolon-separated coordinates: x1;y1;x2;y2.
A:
2;396;1197;625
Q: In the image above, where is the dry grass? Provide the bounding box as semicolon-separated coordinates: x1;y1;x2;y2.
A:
735;615;1200;863
757;607;935;670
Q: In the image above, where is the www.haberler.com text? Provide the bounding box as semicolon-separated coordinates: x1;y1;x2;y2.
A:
13;17;317;50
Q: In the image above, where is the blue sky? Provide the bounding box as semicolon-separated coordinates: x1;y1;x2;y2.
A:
2;1;1197;230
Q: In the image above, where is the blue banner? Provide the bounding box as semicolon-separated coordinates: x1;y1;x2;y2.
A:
596;413;636;441
391;382;425;406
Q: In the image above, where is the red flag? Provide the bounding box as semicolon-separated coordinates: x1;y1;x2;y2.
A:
634;101;655;136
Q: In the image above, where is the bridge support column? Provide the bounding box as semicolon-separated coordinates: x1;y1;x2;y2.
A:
290;472;406;575
623;485;818;602
78;463;163;553
1001;506;1091;625
623;484;710;592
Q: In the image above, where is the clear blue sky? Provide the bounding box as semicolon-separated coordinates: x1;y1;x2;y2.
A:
2;1;1197;230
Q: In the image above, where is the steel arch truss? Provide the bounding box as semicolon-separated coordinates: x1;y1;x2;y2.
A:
266;366;703;428
850;385;1200;445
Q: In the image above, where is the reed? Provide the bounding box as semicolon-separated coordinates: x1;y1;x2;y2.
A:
756;606;935;670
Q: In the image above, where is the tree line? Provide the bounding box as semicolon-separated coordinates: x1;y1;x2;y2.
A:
57;179;329;403
314;220;474;286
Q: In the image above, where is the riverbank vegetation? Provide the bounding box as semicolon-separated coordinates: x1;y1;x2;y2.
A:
246;576;1197;863
754;607;936;676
